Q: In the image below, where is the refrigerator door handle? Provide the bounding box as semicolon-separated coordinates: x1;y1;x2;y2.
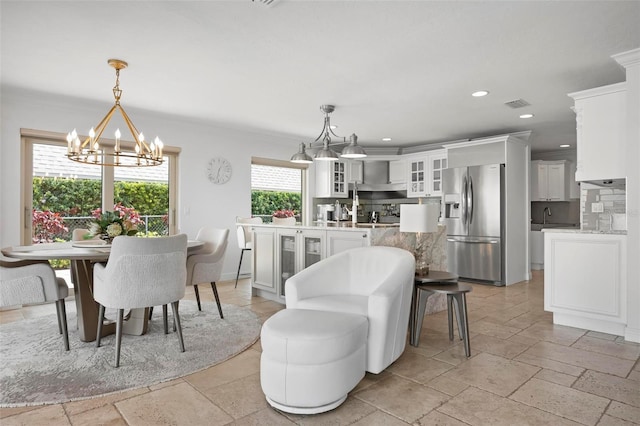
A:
447;238;499;244
468;175;474;225
461;176;468;226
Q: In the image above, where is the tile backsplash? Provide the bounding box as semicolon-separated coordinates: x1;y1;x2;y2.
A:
581;183;627;231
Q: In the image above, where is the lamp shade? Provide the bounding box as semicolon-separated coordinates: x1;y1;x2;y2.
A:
400;204;439;233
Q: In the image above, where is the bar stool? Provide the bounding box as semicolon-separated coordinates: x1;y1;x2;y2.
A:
410;271;472;357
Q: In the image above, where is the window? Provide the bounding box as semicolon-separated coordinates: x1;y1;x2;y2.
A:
22;130;179;245
251;157;309;224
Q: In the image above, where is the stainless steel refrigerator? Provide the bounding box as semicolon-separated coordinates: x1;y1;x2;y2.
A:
442;164;504;285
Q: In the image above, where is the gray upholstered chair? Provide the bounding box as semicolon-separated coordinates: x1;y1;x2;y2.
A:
0;256;70;351
186;227;229;318
235;216;263;287
94;234;188;367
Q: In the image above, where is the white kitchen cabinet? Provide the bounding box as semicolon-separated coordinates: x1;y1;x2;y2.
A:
544;231;627;336
326;229;370;256
389;159;406;184
276;228;325;298
428;150;447;197
406;150;447;198
348;160;363;184
531;160;570;201
569;83;626;181
251;226;277;294
315;160;348;198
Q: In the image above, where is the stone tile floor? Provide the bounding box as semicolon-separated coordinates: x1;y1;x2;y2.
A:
1;271;638;425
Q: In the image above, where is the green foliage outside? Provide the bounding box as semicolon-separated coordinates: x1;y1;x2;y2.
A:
251;190;301;217
33;177;169;216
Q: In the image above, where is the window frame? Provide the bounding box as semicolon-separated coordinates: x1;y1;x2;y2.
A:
20;128;180;244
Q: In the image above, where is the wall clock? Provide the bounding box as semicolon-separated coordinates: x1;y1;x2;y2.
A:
207;157;232;184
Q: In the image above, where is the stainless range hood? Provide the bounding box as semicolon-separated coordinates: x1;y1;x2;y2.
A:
350;161;407;192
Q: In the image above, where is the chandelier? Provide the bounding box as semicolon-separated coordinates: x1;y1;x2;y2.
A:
66;59;164;167
290;104;366;163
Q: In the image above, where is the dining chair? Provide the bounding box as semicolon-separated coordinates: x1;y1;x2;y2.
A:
94;234;188;367
185;227;229;318
235;216;263;288
0;255;70;351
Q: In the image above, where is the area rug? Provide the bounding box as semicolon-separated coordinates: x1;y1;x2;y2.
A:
0;301;261;407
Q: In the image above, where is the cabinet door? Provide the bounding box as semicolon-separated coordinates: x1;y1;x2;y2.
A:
407;157;427;198
277;229;298;298
333;161;348;197
428;152;447;196
252;227;276;292
348;160;363;184
300;230;325;270
389;159;406;184
536;163;550;200
546;164;566;201
326;230;370;256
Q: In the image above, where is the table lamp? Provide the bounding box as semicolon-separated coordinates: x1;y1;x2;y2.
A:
400;203;439;276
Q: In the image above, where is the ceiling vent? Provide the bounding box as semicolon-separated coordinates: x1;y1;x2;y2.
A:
504;98;531;109
253;0;277;5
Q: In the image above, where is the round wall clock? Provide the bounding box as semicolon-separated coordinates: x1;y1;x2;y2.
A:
207;157;232;184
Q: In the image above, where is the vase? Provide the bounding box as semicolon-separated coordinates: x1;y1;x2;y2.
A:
272;217;296;225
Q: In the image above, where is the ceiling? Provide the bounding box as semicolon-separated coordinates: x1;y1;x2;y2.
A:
2;1;639;154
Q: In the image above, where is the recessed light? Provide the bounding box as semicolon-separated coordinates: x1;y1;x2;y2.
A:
560;144;570;148
472;90;489;97
382;137;392;142
519;113;534;119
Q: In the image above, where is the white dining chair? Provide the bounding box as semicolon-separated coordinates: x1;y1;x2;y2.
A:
0;255;70;351
94;234;188;367
235;216;263;288
186;227;229;318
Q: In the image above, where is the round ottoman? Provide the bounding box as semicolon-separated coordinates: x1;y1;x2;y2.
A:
260;309;368;414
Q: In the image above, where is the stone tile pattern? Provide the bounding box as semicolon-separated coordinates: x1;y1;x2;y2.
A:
1;271;639;426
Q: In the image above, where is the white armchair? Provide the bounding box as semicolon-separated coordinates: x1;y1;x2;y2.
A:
94;234;188;367
0;256;70;351
186;227;229;318
285;246;415;374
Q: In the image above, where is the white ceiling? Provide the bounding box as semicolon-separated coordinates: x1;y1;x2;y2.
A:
2;1;639;154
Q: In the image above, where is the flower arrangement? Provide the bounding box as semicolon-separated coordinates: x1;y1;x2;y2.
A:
272;209;295;219
87;203;143;241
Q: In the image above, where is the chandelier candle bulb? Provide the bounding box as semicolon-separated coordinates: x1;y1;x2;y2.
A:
114;128;121;152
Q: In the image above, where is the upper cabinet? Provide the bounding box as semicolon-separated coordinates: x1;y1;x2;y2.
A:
389;159;406;184
406;150;447;198
531;160;572;201
315;160;348;198
569;83;626;181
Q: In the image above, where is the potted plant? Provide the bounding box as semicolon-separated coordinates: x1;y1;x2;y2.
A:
272;209;296;225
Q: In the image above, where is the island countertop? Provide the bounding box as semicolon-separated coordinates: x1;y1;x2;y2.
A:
247;222;399;232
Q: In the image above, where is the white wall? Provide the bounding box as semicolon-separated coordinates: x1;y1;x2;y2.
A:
0;87;301;281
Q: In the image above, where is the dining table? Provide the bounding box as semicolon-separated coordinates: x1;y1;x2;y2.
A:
2;239;204;342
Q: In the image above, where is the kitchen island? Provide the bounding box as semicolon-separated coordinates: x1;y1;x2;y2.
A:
543;228;628;338
249;222;447;317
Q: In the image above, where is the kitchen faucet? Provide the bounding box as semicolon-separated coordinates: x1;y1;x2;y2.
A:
543;207;552;225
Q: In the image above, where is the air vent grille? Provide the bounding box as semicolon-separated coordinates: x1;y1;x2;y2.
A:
504;98;531;109
253;0;277;5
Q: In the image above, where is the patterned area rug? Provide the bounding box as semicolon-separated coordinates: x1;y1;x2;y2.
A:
0;301;261;407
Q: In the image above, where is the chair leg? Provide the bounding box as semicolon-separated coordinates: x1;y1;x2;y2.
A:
163;304;169;334
447;295;455;341
56;299;70;351
193;284;202;311
235;248;248;288
148;306;154;320
115;309;124;367
211;282;224;319
96;304;105;348
171;301;185;352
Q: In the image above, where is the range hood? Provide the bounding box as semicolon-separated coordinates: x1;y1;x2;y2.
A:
350;161;407;192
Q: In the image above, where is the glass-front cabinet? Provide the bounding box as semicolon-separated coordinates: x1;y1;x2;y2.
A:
428;151;447;197
276;229;325;298
407;156;427;197
315;160;348;198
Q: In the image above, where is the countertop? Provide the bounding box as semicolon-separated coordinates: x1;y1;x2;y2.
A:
541;228;627;235
248;222;400;232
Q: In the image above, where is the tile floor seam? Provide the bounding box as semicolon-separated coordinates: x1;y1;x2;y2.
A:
349;395;415;425
433;408;475;426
